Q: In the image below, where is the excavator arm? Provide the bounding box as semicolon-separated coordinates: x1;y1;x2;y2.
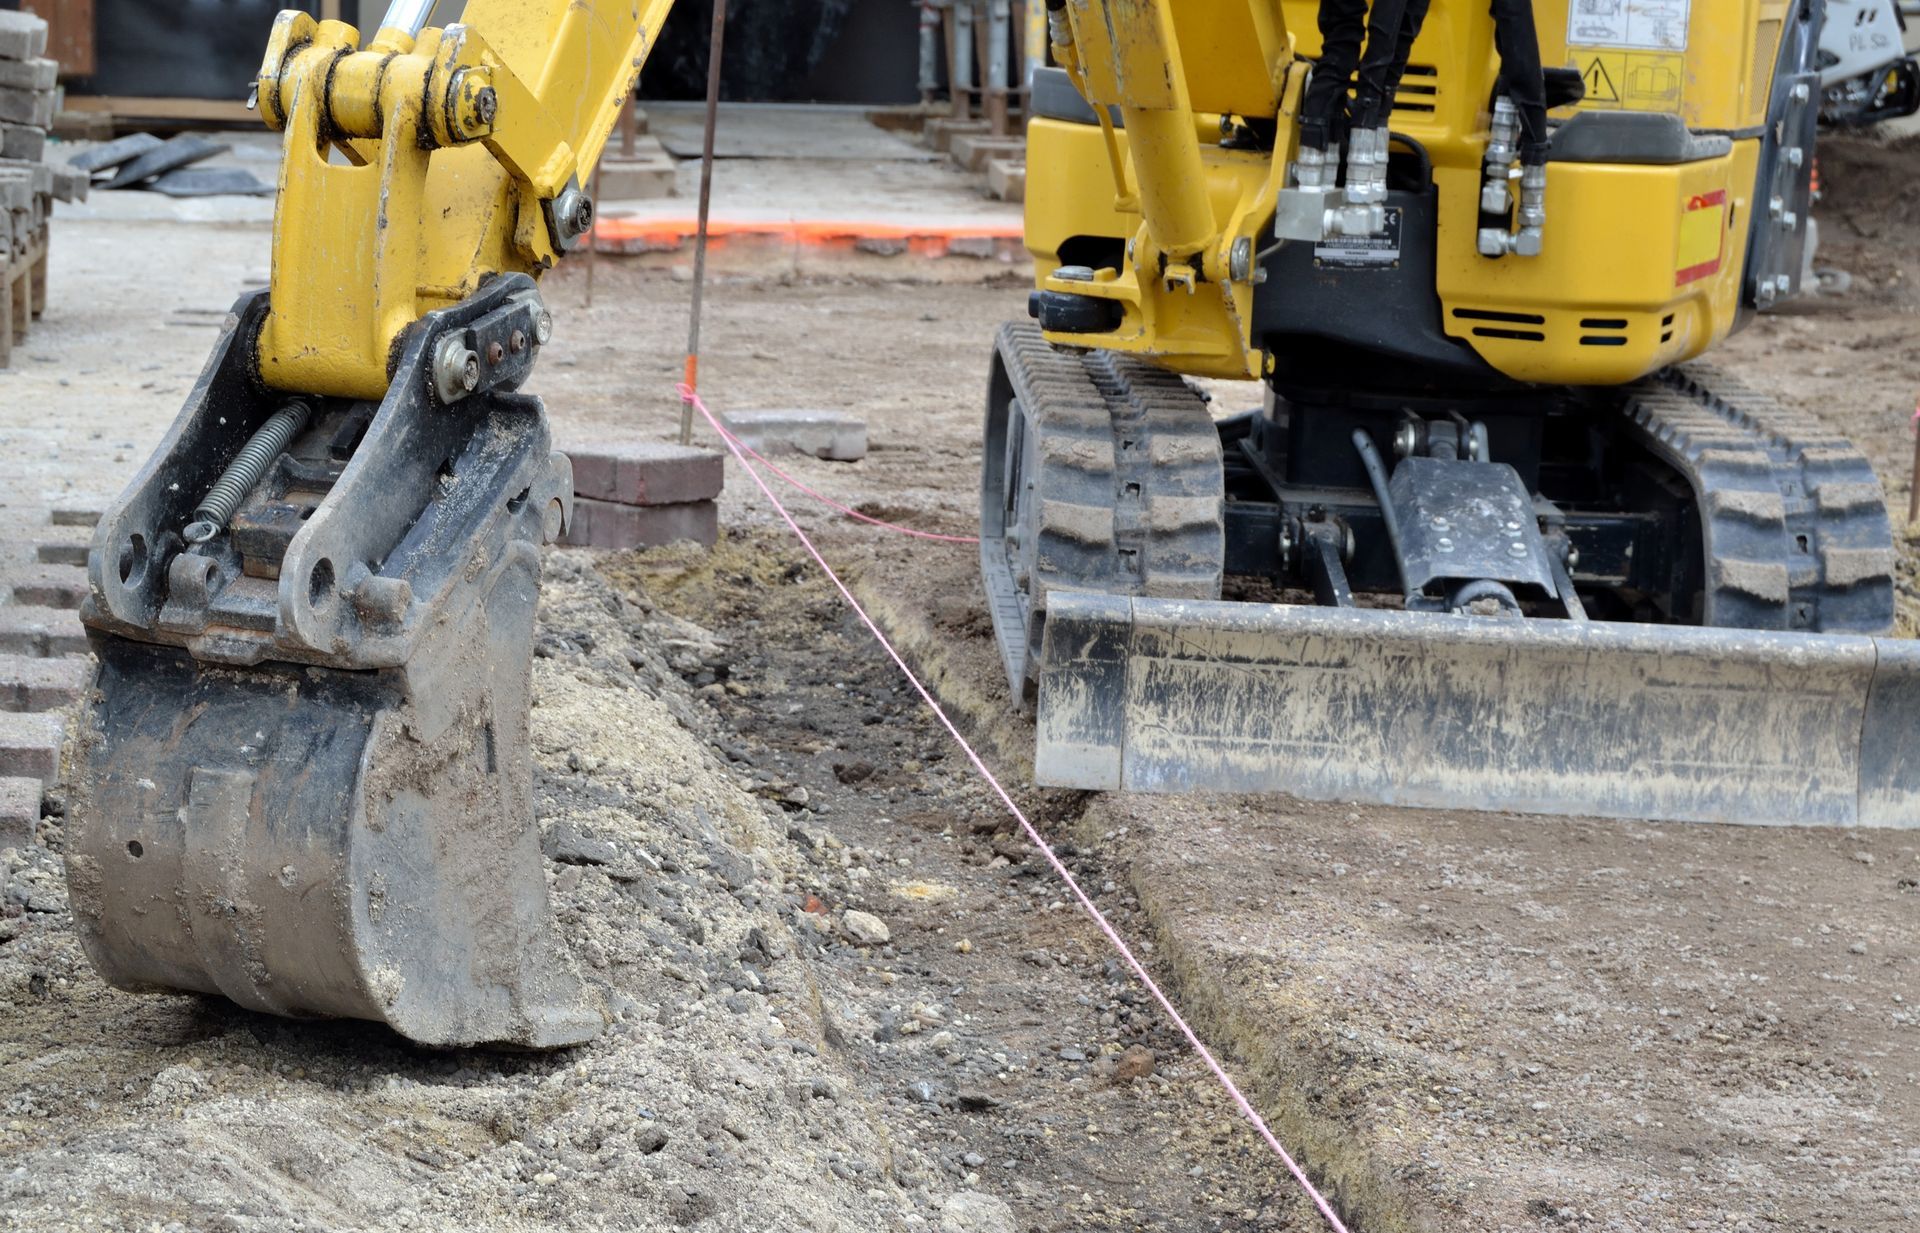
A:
253;0;672;399
64;1;678;1047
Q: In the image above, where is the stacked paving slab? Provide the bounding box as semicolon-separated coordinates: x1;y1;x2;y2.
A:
558;440;723;550
0;10;85;369
0;508;95;849
593;107;676;202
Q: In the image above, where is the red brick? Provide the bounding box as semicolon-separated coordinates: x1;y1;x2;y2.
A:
0;775;38;847
0;652;87;711
9;563;88;609
559;498;718;551
560;440;724;507
0;710;61;780
0;605;88;657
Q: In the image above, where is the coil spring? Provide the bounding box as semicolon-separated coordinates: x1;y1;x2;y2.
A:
183;399;312;544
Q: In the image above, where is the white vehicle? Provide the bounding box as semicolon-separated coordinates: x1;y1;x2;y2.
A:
1819;0;1919;125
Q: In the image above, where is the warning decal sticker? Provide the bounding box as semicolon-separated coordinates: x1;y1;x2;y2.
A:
1566;0;1690;51
1569;48;1686;111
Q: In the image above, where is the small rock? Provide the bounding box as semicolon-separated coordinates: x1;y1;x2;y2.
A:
842;909;892;946
956;1089;1001;1111
1113;1044;1156;1082
1849;941;1868;955
907;1080;944;1105
1058;1045;1085;1062
544;823;617;866
1852;851;1875;866
940;1191;1016;1233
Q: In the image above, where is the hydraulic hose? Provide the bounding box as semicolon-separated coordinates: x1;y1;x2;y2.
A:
1350;0;1412;130
1352;427;1416;601
1488;0;1550;165
1301;0;1369;149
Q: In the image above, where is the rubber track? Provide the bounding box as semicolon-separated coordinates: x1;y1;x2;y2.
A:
1623;363;1895;634
984;323;1223;689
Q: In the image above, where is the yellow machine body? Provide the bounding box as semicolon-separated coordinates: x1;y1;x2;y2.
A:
1026;0;1792;385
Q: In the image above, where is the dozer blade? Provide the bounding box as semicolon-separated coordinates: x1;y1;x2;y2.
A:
1036;593;1920;828
66;276;603;1046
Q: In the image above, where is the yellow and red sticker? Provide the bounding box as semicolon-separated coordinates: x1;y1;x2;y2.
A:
1676;189;1727;286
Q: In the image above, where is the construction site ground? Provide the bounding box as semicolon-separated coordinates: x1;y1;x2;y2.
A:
2;116;1918;1233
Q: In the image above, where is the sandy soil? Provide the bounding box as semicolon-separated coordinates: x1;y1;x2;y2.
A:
3;126;1919;1233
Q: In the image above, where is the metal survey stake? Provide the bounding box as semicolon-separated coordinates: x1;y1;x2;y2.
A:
680;0;728;445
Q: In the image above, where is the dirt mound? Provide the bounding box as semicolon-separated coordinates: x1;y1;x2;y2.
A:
0;554;987;1232
1819;130;1920;233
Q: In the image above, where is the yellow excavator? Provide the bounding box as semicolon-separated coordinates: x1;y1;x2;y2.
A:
987;0;1919;827
58;0;1916;1049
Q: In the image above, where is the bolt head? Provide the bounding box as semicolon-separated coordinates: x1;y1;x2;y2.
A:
1229;237;1252;282
534;311;554;346
510;329;528;353
475;86;497;125
460;354;480;391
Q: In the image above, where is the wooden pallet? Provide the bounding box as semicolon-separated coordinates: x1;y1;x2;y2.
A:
0;226;48;369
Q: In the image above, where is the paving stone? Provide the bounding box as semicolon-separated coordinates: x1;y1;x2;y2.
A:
0;121;42;162
0;710;62;780
0;775;38;848
9;562;86;608
924;117;989;155
0;652;87;711
593;135;676;201
0;156;51;195
0;85;54;130
49;162;86;203
559;497;718;551
0;57;56;92
560;439;723;507
950;133;1025;174
986;158;1025;204
0;12;49;62
0;605;88;657
720;409;868;462
35;521;89;566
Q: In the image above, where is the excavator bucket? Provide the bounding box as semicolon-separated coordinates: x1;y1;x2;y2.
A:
64;277;604;1047
1036;594;1920;828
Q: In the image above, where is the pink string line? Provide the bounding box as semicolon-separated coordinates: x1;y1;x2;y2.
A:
679;383;1352;1233
703;415;979;544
